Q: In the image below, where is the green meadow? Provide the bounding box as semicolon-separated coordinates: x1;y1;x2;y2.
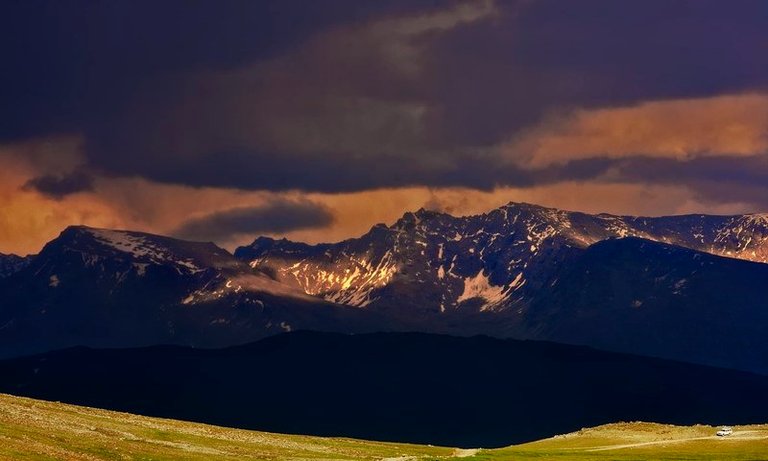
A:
1;393;766;460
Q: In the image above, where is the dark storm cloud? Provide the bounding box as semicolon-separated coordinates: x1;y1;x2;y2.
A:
86;143;615;193
173;199;335;242
560;154;768;209
611;156;768;187
427;0;768;145
0;0;454;140
22;170;94;199
3;0;768;193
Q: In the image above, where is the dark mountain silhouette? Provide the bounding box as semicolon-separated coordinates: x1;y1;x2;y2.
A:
0;252;31;278
1;331;767;448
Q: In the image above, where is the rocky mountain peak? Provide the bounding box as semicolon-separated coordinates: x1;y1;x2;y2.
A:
0;253;32;278
236;203;768;318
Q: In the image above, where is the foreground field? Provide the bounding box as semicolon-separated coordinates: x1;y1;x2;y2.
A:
0;393;454;461
493;421;768;460
1;393;767;460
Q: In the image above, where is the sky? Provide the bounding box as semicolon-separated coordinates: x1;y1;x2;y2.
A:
2;0;768;255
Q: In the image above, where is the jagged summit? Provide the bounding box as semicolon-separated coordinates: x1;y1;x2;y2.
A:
409;200;767;224
413;207;447;218
502;200;553;210
236;202;768;317
0;253;32;278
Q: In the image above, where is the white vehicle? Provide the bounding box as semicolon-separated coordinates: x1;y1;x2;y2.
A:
716;426;733;437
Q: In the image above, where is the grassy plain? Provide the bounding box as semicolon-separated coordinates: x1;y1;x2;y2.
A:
1;393;766;460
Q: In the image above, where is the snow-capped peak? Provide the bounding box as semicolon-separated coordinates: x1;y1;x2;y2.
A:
237;203;768;316
85;228;202;272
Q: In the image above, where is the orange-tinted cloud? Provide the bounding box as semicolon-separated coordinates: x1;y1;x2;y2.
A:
4;89;768;257
0;138;125;255
0;164;759;257
503;93;768;168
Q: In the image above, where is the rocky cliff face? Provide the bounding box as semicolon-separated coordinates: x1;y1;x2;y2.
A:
236;202;768;316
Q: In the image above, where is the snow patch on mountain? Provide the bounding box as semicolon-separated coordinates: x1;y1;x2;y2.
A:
711;214;768;262
87;228;205;274
457;270;506;311
242;249;402;308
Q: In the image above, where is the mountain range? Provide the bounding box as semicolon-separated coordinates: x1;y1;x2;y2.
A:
2;202;768;373
0;226;386;358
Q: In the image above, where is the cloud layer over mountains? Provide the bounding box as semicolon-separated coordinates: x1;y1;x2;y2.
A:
2;0;768;253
